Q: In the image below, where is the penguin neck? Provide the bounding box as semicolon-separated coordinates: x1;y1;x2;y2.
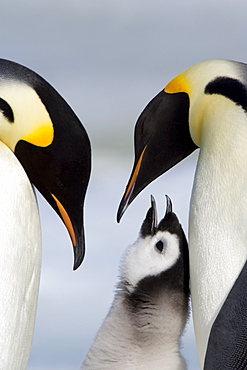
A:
189;101;247;366
0;142;41;369
83;284;186;369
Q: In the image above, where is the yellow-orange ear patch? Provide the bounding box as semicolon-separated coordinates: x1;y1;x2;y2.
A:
22;125;54;147
164;74;190;95
0;82;55;151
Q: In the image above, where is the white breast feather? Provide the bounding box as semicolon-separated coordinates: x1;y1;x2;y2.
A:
0;142;41;370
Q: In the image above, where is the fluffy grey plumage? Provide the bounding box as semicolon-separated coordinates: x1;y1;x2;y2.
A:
82;196;190;369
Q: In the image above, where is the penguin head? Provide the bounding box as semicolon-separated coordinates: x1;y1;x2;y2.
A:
120;195;189;293
117;59;247;221
0;59;91;269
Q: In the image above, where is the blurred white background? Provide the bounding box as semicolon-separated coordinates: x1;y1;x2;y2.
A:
0;1;246;369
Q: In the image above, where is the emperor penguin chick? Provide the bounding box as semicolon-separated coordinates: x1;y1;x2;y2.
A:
82;195;190;370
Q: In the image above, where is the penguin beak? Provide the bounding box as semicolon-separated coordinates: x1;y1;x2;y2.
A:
164;194;172;215
51;194;87;271
157;194;178;232
117;90;197;222
140;194;176;237
140;195;158;237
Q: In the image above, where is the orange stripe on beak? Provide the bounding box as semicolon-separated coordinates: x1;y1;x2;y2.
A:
51;194;76;247
124;145;147;201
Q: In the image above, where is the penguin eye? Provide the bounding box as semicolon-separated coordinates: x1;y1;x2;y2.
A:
155;240;164;253
0;98;14;123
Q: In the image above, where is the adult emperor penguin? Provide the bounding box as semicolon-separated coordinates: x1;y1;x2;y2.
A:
0;59;91;369
117;59;247;369
82;195;190;370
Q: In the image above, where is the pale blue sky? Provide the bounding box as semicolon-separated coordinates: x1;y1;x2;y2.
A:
0;1;246;368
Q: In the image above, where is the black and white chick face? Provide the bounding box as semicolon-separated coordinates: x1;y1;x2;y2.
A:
120;195;189;296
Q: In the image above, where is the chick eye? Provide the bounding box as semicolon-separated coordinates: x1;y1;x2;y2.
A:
0;98;14;123
155;240;164;253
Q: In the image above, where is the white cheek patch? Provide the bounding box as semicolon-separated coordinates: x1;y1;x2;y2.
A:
120;231;180;291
